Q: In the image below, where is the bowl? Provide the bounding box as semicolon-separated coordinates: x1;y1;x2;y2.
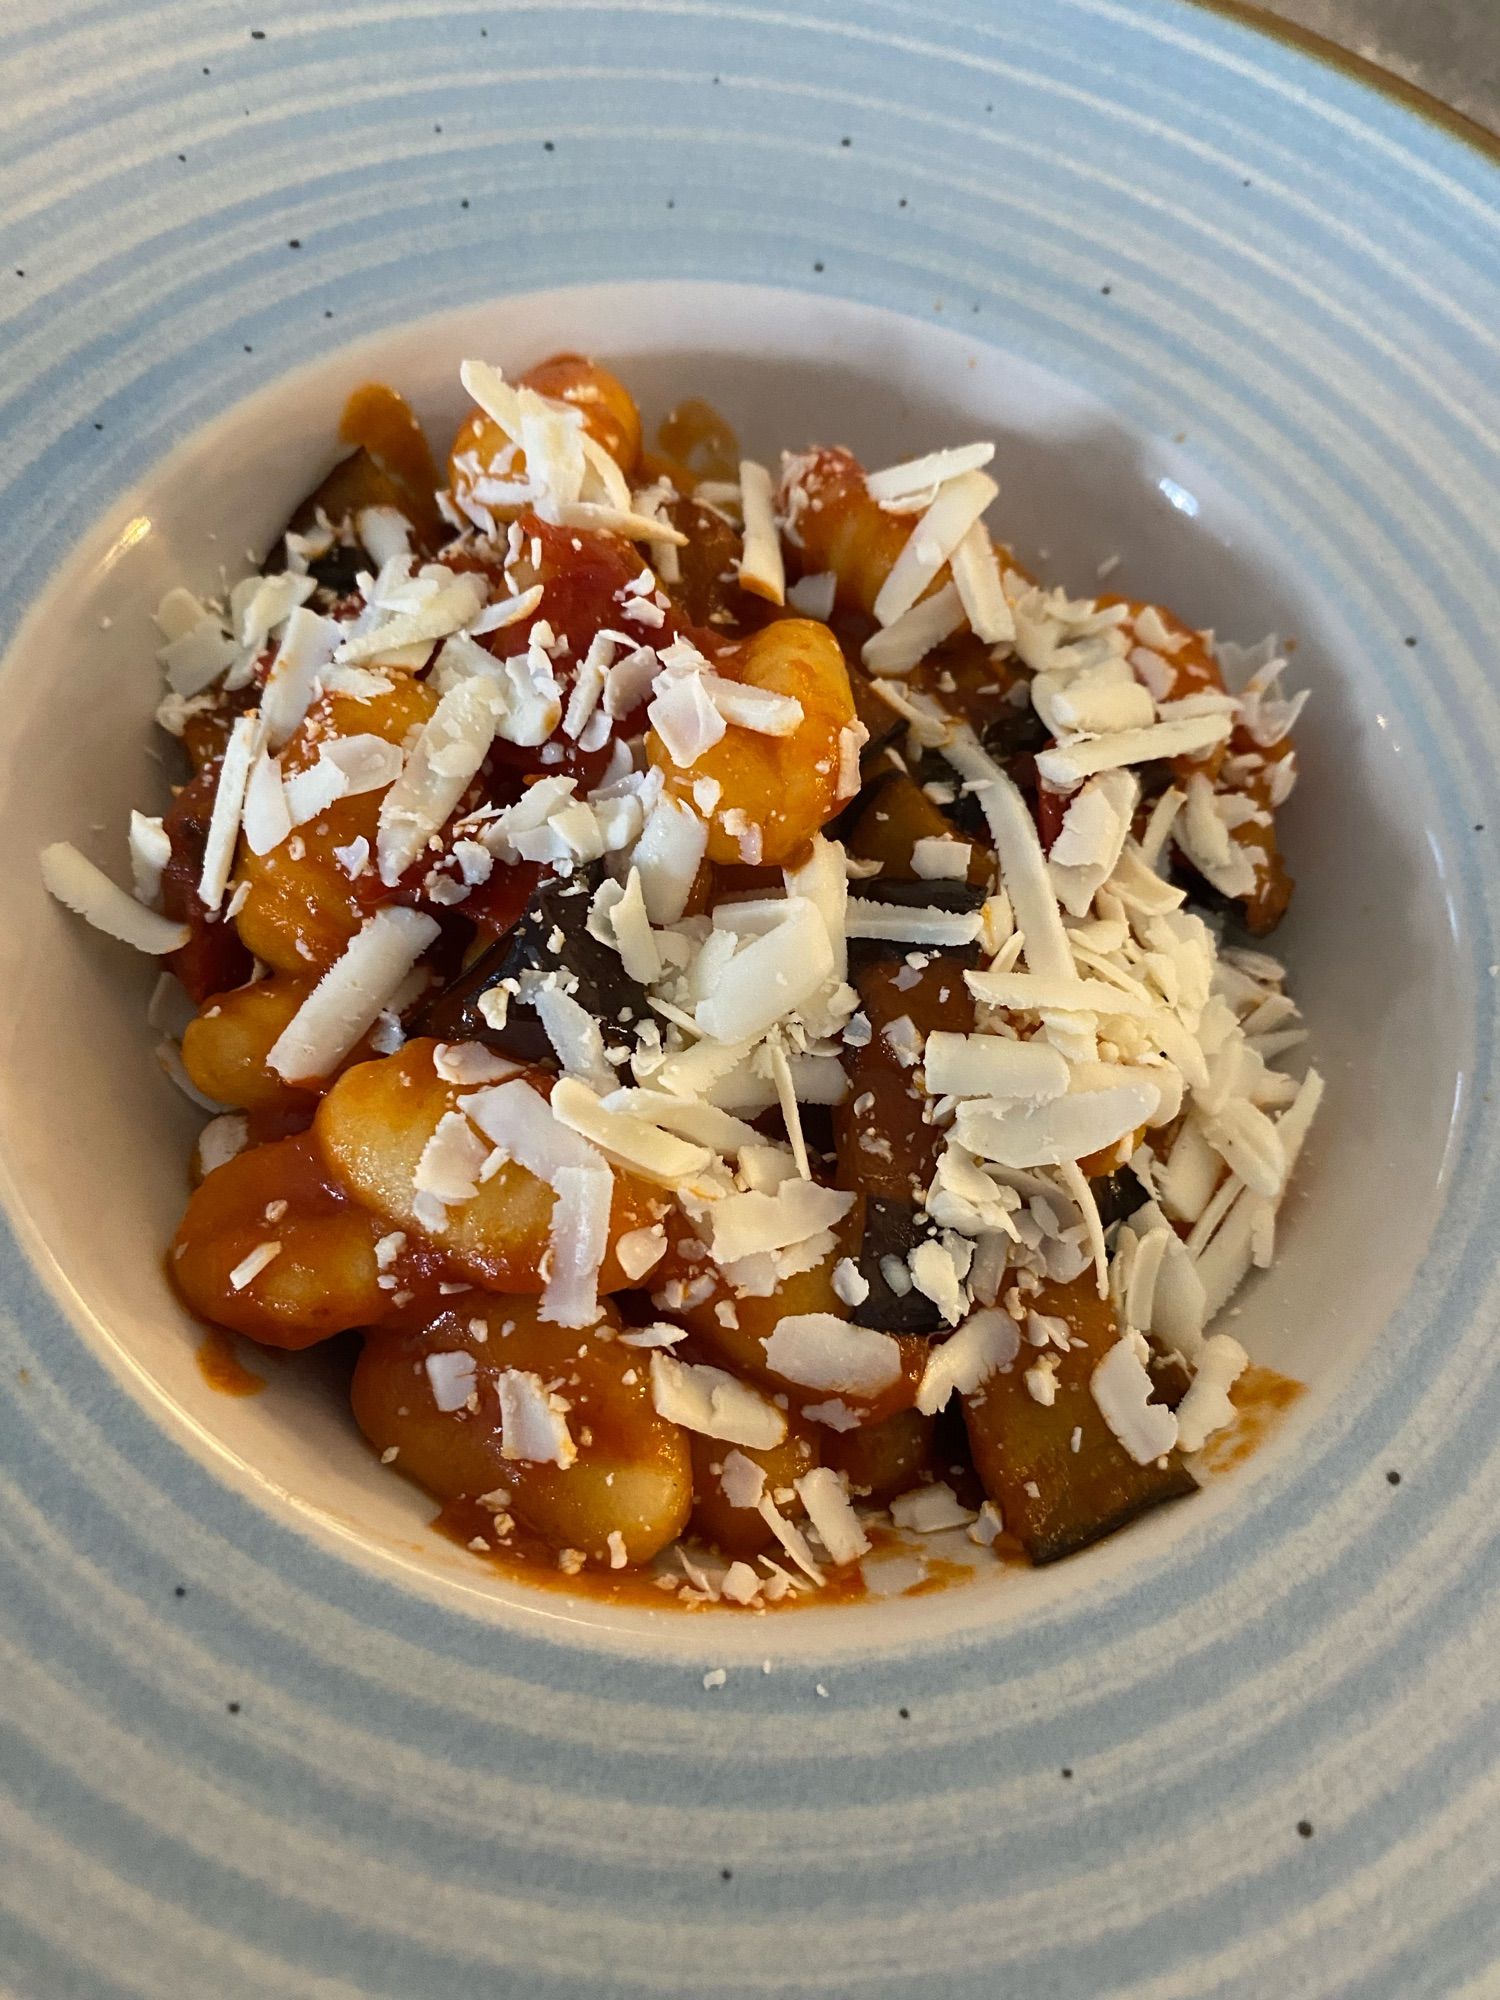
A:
0;278;1470;1650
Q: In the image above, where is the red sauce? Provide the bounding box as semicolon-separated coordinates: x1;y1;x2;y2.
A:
433;1496;871;1610
1196;1365;1305;1474
196;1329;267;1396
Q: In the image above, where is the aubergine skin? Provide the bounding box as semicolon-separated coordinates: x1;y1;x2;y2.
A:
412;864;650;1065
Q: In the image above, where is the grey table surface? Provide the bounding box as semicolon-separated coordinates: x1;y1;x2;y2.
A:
1265;0;1500;132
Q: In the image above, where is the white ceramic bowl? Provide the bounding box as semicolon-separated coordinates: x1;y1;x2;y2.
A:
0;282;1465;1653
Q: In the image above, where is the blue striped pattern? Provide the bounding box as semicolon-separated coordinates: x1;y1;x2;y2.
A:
2;3;1499;1993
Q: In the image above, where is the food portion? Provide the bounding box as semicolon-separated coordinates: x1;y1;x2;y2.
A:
42;349;1319;1606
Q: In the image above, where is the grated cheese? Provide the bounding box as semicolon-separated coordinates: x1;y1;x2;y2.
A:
949;521;1015;644
915;1307;1020;1413
425;1350;478;1412
866;442;995;506
376;679;501;886
736;460;786;605
41;843;189;955
872;471;998;628
242;748;294;856
1036;713;1232;788
955;1077;1161;1170
542;1165;613;1327
632;795;708;926
910;835;970;882
197;713;259;911
227;1241;281;1291
649;1352;786;1448
843;899;982;947
719;1450;767;1510
923;1032;1069;1102
414;1109;489;1206
261;608;344;748
1174;1333;1249;1452
889;1483;975;1533
763;1313;901;1395
498;1367;578;1466
196;1113;249;1178
127;812;172;907
694;899;835;1044
861;581;965;677
266;906;439;1083
795;1467;870;1564
1091;1332;1178;1464
550;1076;713;1186
786;570;837;619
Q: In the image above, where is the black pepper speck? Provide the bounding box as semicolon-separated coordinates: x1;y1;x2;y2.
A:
288;238;301;249
840;136;851;147
227;1701;242;1715
1061;1767;1074;1779
1404;635;1418;647
1387;1469;1402;1486
93;421;103;431
324;308;334;318
249;28;266;39
720;1867;732;1880
897;1706;910;1720
460;198;469;209
243;343;252;353
1101;284;1113;295
813;260;824;273
543;140;554;151
174;1585;187;1598
1297;1820;1314;1838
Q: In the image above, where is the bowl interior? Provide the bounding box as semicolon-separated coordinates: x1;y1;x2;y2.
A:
0;282;1467;1652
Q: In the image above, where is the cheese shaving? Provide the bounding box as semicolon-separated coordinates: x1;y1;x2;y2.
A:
498;1368;578;1466
915;1308;1020;1413
649;1352;786;1448
861;581;966;677
736;460;786;605
872;470;998;628
377;679;501;886
949;521;1015;644
40;843;189;955
866;442;995;505
266;907;439;1083
197;714;259;911
795;1467;870;1564
763;1313;901;1395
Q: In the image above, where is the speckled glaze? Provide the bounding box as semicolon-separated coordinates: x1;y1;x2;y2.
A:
1;4;1498;1995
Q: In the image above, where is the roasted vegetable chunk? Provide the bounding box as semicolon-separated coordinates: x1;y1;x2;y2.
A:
963;1279;1197;1563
